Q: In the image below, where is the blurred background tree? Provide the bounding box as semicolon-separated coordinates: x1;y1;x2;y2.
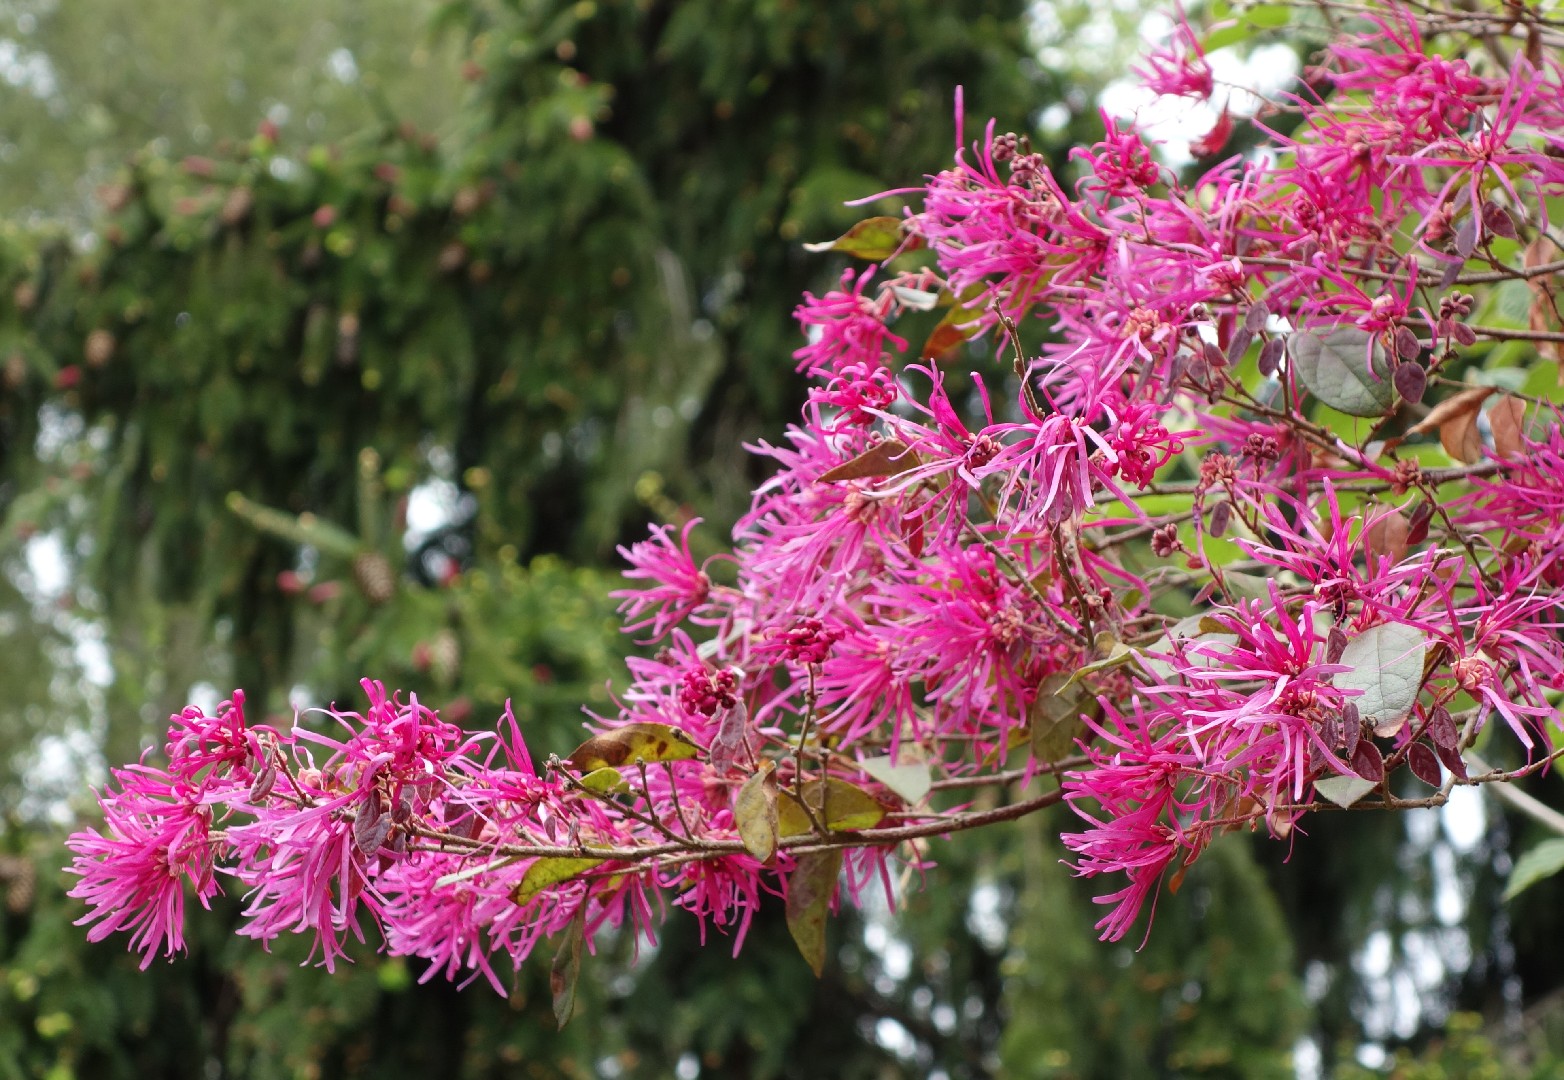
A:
0;0;1560;1076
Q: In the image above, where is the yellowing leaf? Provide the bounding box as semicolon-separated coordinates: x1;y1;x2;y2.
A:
566;722;700;773
858;754;932;805
777;778;887;836
786;849;842;977
801;216;918;260
734;762;779;863
511;857;604;906
577;767;630;794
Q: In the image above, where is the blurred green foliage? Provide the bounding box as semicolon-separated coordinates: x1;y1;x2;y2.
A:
0;0;465;224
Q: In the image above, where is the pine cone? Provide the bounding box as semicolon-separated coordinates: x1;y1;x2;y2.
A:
352;552;396;605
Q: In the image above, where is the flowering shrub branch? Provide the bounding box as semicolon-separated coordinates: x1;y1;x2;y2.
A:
67;0;1564;1010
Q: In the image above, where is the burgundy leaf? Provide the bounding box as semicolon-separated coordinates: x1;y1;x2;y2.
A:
1351;739;1384;783
1427;705;1459;750
1393;362;1426;404
1407;742;1443;788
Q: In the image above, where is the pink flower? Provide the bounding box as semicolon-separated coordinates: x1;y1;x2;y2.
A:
1133;11;1214;100
792;268;907;378
66;765;220;969
613;517;716;643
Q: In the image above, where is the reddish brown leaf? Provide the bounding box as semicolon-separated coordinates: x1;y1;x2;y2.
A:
1489;394;1527;458
1523;236;1564;365
1343;703;1362;757
818;439;920;483
1440;408;1484;463
921;307;982;361
1405;501;1434;545
1435;740;1469;779
550;907;586;1029
1365;509;1410;563
1407;385;1495;438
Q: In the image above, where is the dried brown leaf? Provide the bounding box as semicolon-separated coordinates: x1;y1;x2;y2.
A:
1489;394;1527;458
818;439;920;483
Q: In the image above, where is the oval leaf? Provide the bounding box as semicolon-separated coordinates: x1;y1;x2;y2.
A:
1335;622;1427;727
1365;509;1410;564
1505;838;1564;900
512;857;605;907
1029;673;1087;764
1289;326;1394;417
734;762;779;863
1393;362;1426;404
858;754;933;806
1351;739;1385;783
778;779;886;836
1407;742;1443;788
567;722;700;773
1407;384;1494;436
708;700;752;776
1427;705;1460;750
578;767;630;794
786;849;842;977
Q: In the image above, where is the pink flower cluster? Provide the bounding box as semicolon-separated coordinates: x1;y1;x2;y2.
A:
69;0;1564;981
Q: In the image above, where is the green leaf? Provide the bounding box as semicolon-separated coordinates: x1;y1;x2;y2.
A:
1030;673;1087;765
777;778;886;836
786;849;842;977
1222;570;1273;602
511;857;604;907
1314;775;1376;808
1505;838;1564;900
1335;622;1427;733
566;722;701;772
858;754;932;805
549;906;586;1029
1290;326;1394;417
1246;4;1293;28
801;216;913;260
1058;640;1137;691
734;762;779;862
